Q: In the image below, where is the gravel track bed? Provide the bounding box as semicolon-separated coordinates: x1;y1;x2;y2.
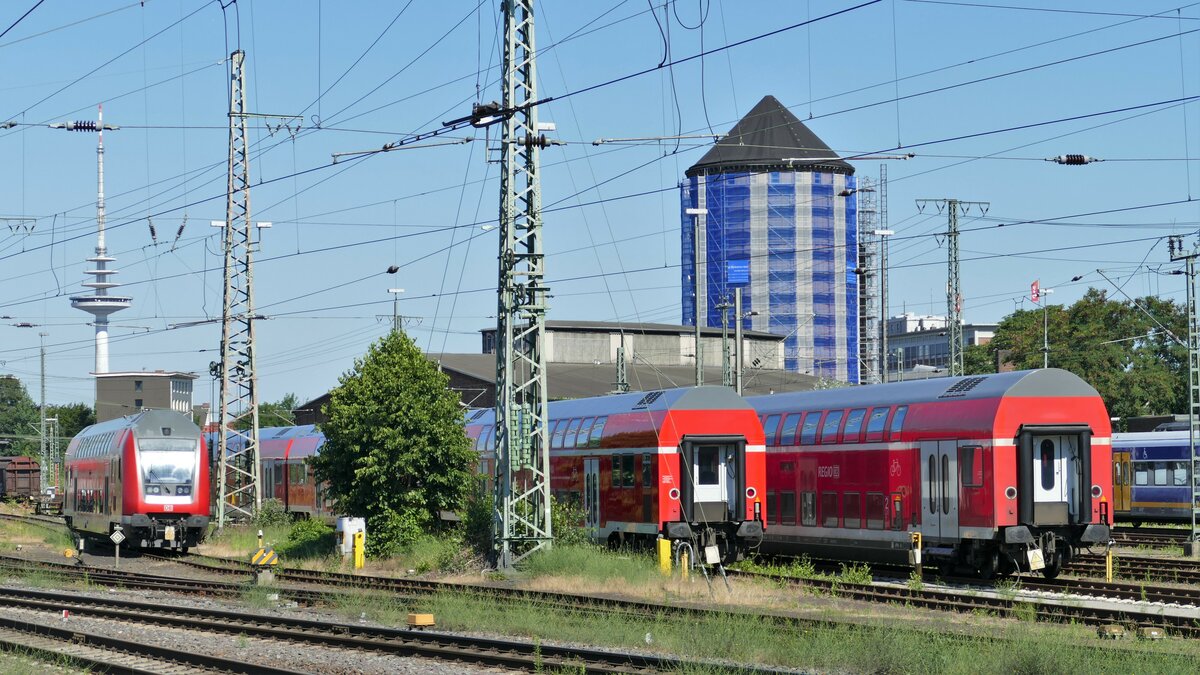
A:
0;577;503;674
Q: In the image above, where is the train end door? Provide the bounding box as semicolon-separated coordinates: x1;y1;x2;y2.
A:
919;440;960;542
680;436;746;524
1112;450;1131;514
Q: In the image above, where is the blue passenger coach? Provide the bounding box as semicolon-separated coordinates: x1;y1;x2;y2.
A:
1112;431;1191;523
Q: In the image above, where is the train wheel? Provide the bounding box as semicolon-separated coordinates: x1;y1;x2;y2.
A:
978;551;999;580
1040;551;1063;580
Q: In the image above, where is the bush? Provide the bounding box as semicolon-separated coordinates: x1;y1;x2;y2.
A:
460;490;493;555
551;497;591;547
253;499;290;529
278;518;335;560
367;507;428;558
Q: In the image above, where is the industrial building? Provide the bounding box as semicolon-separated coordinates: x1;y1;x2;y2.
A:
681;95;859;383
94;370;198;423
884;313;997;379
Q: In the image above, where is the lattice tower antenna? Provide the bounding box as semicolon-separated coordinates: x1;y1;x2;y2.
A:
855;177;879;384
878;165;890;381
916;198;989;376
493;0;552;568
1169;235;1200;546
216;49;261;527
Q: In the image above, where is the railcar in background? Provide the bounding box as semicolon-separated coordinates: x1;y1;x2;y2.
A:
64;409;209;550
1111;430;1191;524
208;425;332;520
748;369;1112;578
467;386;766;563
0;456;41;502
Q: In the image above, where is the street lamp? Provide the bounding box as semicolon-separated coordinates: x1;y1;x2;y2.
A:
686;207;707;386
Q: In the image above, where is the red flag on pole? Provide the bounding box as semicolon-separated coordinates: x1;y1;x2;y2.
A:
1031;280;1040;304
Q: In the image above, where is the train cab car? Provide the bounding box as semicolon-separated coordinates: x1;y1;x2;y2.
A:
467;386;766;563
748;369;1112;578
1111;430;1190;524
65;409;209;550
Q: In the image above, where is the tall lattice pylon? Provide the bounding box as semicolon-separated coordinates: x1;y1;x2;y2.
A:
916;198;988;376
493;0;551;568
1169;236;1200;545
855;177;879;384
216;49;261;527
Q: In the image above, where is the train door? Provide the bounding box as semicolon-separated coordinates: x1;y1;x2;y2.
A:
1033;435;1077;523
1112;450;1131;514
582;458;600;539
919;440;960;542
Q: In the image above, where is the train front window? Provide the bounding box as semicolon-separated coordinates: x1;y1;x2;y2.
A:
138;438;195;484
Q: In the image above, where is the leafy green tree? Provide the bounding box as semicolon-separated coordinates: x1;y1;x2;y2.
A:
980;288;1186;423
0;376;38;455
47;403;95;442
236;393;299;430
311;330;475;557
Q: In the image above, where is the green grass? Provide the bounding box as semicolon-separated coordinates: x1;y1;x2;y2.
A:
400;589;1200;674
521;544;660;585
201;524;291;558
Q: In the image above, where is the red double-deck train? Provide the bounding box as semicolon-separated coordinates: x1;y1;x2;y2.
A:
466;386;767;562
65;409;210;551
748;368;1112;578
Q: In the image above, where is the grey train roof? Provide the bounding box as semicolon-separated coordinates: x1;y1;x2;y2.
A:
76;408;201;439
465;386;754;426
746;369;1101;414
685;95;854;177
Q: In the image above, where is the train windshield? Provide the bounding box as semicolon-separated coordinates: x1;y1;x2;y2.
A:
138;438;196;484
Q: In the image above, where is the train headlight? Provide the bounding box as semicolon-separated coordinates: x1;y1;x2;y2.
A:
1091;485;1103;499
1004;486;1017;500
176;486;190;496
146;486;161;495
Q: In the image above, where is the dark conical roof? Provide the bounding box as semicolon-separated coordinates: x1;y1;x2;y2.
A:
686;95;853;177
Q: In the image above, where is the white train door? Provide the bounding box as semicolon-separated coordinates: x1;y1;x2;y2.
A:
920;440;960;541
582;458;600;539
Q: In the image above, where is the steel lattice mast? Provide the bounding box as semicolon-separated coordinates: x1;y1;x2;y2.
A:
916;198;988;377
1168;236;1200;548
493;0;551;568
216;49;261;527
855;177;879;384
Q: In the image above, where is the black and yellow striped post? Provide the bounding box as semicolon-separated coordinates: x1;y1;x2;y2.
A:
250;547;279;585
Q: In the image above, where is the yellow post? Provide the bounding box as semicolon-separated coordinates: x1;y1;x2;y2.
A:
353;530;365;570
257;529;264;549
657;538;671;576
680;551;689;580
909;531;923;580
1105;541;1113;583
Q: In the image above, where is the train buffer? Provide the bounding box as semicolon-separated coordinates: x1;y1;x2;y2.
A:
250;547;279;585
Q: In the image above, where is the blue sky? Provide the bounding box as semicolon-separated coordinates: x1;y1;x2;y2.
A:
2;0;1199;408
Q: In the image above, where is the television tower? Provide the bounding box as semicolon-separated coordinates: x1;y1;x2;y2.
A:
63;105;130;374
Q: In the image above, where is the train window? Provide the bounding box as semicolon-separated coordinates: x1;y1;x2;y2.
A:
1171;461;1188;486
290;463;307;485
888;406;908;440
843;492;862;528
473;431;484;451
1040;440;1056;490
589;416;607;448
576;418;595;448
843;409;867;442
767;491;778;524
820;492;839;527
612;455;621;488
642;453;652;487
865;408;888;441
622;455;636;488
697;446;720;486
941;455;950;515
780;414;801;446
960;446;984;487
1153;461;1168;486
801;492;816;526
781;492;797;525
800;412;821;445
763;415;782;445
928;456;938;514
821;411;844;444
1134;465;1149;486
866;493;886;530
564;418;583;449
550;419;566;449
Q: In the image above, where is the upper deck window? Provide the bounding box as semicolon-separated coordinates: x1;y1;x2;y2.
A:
800;412;821;445
564;418;583;448
780;413;801;446
588;416;607;448
550;419;566;449
576;418;595;449
821;411;844;444
842;409;867;443
763;415;782;445
865;407;888;442
888;406;908;440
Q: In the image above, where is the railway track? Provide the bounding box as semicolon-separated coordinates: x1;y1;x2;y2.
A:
0;612;303;674
1112;527;1190;548
0;584;787;674
1070;553;1200;584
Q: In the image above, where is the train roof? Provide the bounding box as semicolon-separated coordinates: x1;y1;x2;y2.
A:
211;425;326;459
76;408;201;439
465;385;755;425
1112;430;1191;447
746;368;1100;414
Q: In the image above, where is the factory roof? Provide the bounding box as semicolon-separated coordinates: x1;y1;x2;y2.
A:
686;95;854;177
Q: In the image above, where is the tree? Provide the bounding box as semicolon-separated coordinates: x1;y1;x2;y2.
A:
0;376;39;455
311;330;476;557
977;288;1186;424
237;393;299;430
48;403;95;442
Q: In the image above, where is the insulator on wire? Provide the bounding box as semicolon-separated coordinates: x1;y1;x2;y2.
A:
69;120;97;132
147;220;157;243
1047;154;1100;165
